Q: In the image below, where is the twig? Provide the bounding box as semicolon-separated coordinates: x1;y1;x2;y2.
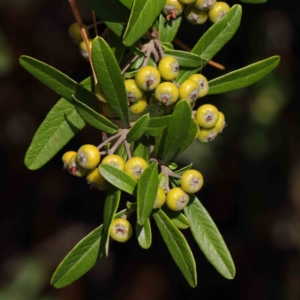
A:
97;130;123;150
92;10;99;36
108;129;129;154
154;39;165;59
86;20;103;30
121;54;140;75
124;140;132;159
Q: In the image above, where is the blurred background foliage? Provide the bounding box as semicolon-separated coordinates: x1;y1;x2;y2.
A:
1;0;300;299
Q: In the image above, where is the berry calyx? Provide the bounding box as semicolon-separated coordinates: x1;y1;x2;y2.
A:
68;22;89;45
62;151;77;172
124;157;148;181
110;218;133;242
180;169;204;193
153;186;166;209
76;144;100;170
135;66;161;91
194;0;216;10
166;187;190;211
189;74;209;98
79;39;93;60
195;104;219;128
208;1;230;23
215;111;226;133
124;79;144;103
184;5;208;25
196;127;218;142
86;168;110;190
158;56;180;81
179;79;200;103
68;154;88;177
163;0;185;20
101;154;125;170
155;82;179;106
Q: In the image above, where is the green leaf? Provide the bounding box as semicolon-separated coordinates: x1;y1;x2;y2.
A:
71;95;118;134
136;218;152;249
162;206;190;229
157;14;182;43
100;187;121;256
142;103;164;118
137;162;158;225
208;56;280;94
162;100;194;163
132;135;150;163
177;118;198;157
115;143;128;162
50;209;126;288
127;114;150;142
24;76;93;170
126;202;137;210
152;130;167;158
161;42;174;50
184;195;236;279
120;0;134;8
144;115;171;136
92;37;130;125
164;50;206;68
110;32;127;64
153;209;197;287
123;0;166;46
241;0;267;3
88;0;130;37
99;164;137;195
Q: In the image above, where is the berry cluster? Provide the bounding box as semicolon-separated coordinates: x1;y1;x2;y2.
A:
163;0;231;25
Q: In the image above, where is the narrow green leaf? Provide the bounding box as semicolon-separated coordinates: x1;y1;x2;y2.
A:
162;206;190;229
164;50;206;68
50;209;126;288
177;118;198;157
175;163;193;175
153;209;197;287
123;0;166;46
127;114;150;142
144;115;171;136
72;95;118;134
100;187;121;256
99;164;137;195
126;202;137;210
115;143;128;162
184;195;236;279
208;56;280;94
110;32;127;64
137;162;158;225
161;42;174;50
24;76;93;170
92;37;130;125
162;100;194;163
157;14;182;43
88;0;129;37
132;135;150;163
152;130;167;158
136;218;152;249
142;103;164;118
120;0;134;8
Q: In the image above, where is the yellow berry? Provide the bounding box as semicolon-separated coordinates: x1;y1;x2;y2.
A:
163;0;185;20
124;157;148;181
180;169;204;193
215;111;226;133
95;83;107;103
124;79;144;102
68;154;88;177
208;1;231;23
129;96;147;115
110;218;133;242
178;0;196;4
194;0;216;10
77;144;100;170
86;168;110;190
195;104;219;128
179;79;200;103
135;66;161;91
158;56;180;81
166;187;190;211
102;103;118;118
153;186;166;209
62;151;77;172
79;39;93;60
155;82;179;106
197;126;218;142
101;154;125;170
184;5;208;25
189;74;209;98
68;22;89;45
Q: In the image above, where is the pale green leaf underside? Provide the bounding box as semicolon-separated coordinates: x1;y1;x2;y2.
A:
136;218;152;249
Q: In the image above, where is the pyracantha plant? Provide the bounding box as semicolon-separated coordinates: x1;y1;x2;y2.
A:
20;0;279;289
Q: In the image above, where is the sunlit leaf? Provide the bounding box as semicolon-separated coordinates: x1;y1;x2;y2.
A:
136;218;152;249
127;114;150;142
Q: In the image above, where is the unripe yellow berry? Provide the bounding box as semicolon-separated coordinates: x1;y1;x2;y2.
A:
189;74;209;98
179;79;200;103
195;104;219;128
135;66;161;91
124;157;148;181
184;5;208;25
124;79;144;102
194;0;216;10
68;154;88;177
166;187;190;211
101;154;125;170
153;186;166;209
86;168;110;190
110;218;133;242
95;83;107;103
163;0;185;20
180;170;204;193
158;56;180;81
77;144;100;170
79;39;93;60
62;151;77;172
68;22;89;45
155;82;179;106
208;1;230;23
178;0;196;4
102;103;118;118
197;126;218;142
214;111;226;133
129;96;147;115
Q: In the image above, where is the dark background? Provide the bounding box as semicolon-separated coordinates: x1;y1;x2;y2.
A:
1;0;300;299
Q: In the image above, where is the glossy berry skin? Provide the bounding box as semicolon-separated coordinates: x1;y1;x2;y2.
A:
77;144;100;170
155;82;179;106
158;56;180;81
135;66;161;91
208;1;230;23
178;0;196;4
166;187;190;211
195;104;219;128
129;96;147;115
68;154;88;177
179;79;200;103
102;103;118;118
194;0;216;10
124;157;148;181
189;74;209;98
110;218;133;243
124;79;144;102
180;170;204;193
101;154;125;170
62;151;77;172
197;126;218;142
68;22;89;45
215;111;226;133
153;186;166;209
86;168;110;190
184;5;208;25
95;83;107;103
163;0;185;20
79;39;93;60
